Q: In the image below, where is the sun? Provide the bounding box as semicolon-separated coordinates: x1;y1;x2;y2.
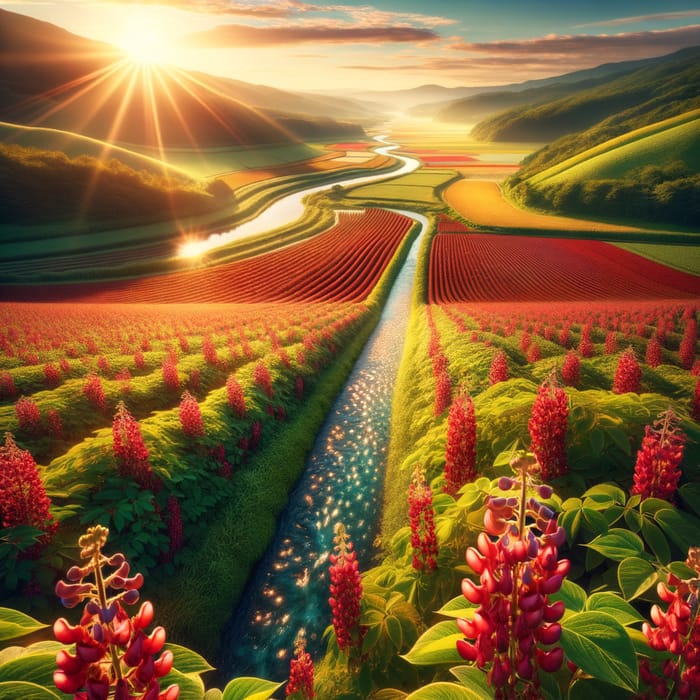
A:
114;15;175;66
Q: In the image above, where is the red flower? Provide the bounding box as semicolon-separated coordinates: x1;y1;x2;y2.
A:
679;317;697;370
0;433;57;552
645;337;663;368
254;361;274;399
489;350;508;386
526;342;542;363
640;548;700;699
83;373;107;412
457;456;569;699
0;370;17;400
605;331;618;355
113;402;159;491
15;396;42;435
561;351;580;387
53;525;179;700
286;631;315;698
434;368;452;416
226;375;246;418
178;391;204;439
44;363;61;388
161;359;180;393
328;523;364;655
46;408;64;441
613;347;641;394
409;465;439;572
528;376;569;481
202;335;218;366
443;389;477;495
630;407;685;502
692;378;700;422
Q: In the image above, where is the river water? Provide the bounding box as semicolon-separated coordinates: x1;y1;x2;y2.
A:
181;136;420;256
218;210;427;682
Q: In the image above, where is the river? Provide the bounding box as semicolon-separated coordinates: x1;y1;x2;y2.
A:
218;209;428;682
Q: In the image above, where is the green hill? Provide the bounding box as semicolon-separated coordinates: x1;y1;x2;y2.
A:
529;110;700;187
471;45;700;144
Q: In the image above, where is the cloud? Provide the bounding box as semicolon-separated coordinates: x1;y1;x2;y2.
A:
576;9;700;28
448;24;700;60
182;22;441;47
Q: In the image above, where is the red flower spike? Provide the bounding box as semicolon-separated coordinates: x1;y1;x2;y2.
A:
286;631;315;698
528;374;569;481
178;391;204;438
456;454;569;698
631;407;686;503
613;346;642;394
53;525;179;699
112;402;159;491
443;388;477;496
408;465;439;572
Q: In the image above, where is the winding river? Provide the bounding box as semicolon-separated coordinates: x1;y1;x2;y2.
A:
218;209;427;681
182;135;420;256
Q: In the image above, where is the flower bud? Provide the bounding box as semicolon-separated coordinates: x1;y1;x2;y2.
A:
536;646;563;672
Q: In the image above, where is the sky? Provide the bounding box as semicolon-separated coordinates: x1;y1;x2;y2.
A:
2;0;700;92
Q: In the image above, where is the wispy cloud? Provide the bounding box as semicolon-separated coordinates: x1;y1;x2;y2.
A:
183;22;441;47
576;9;700;28
449;25;700;60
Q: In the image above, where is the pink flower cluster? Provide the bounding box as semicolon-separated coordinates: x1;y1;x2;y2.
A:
630;407;686;503
612;347;641;394
84;373;108;412
254;361;274;399
112;402;159;491
489;350;509;386
286;632;315;699
53;525;179;700
226;375;246;418
15;395;42;435
178;391;204;439
457;457;569;700
561;351;580;387
408;465;438;572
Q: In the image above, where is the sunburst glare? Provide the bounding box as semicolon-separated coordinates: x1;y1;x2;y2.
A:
114;15;175;66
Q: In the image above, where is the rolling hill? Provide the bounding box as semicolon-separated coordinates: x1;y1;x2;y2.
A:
470;45;700;143
0;8;365;149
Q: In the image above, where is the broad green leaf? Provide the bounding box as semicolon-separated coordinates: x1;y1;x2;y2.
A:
450;666;492;697
586;529;644;561
385;615;404;650
0;608;47;642
640;519;670;564
655;508;700;552
155;668;203;700
560;508;581;545
679;483;700;517
567;677;627;700
560;612;638;692
585;592;644;626
618;557;657;600
639;498;669;516
402;620;464;666
203;691;224;700
0;652;56;686
0;682;59;700
406;682;492;699
166;643;215;675
222;677;284;700
605;427;631;455
372;690;409;700
436;595;477;619
583;483;626;504
550;578;586;613
581;508;608;535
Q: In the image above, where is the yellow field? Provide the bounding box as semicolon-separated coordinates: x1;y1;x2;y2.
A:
443;179;643;232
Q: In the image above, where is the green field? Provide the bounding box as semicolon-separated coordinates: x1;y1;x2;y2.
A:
343;168;459;206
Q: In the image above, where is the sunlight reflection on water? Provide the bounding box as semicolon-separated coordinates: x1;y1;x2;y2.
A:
218;211;427;682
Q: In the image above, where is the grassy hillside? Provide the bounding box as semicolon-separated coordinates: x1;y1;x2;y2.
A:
0;143;231;227
529;110;700;186
505;110;700;229
471;45;700;144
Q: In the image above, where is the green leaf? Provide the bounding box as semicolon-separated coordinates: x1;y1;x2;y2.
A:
166;643;215;675
586;529;644;561
0;682;59;700
560;612;638;692
581;508;608;536
639;498;669;516
385;615;404;650
655;508;700;552
436;595;477;619
679;483;700;517
560;508;581;544
585;592;645;626
450;666;492;697
583;483;626;504
203;691;224;700
221;677;284;700
618;557;657;600
372;691;408;700
158;667;204;700
605;427;631;455
0;608;47;642
550;578;586;613
402;620;464;666
640;519;671;564
0;652;56;686
406;682;492;699
567;677;628;700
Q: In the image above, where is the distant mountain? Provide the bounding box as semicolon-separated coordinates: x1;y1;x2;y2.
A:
0;8;365;148
470;45;700;143
411;51;698;121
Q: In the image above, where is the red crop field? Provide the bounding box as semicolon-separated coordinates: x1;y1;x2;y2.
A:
2;208;413;304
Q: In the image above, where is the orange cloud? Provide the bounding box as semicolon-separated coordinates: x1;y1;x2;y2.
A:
183;23;441;47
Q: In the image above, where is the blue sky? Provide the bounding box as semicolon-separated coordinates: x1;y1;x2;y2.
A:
2;0;700;90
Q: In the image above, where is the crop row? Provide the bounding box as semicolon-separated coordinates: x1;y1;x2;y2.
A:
2;208;413;304
428;225;700;304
